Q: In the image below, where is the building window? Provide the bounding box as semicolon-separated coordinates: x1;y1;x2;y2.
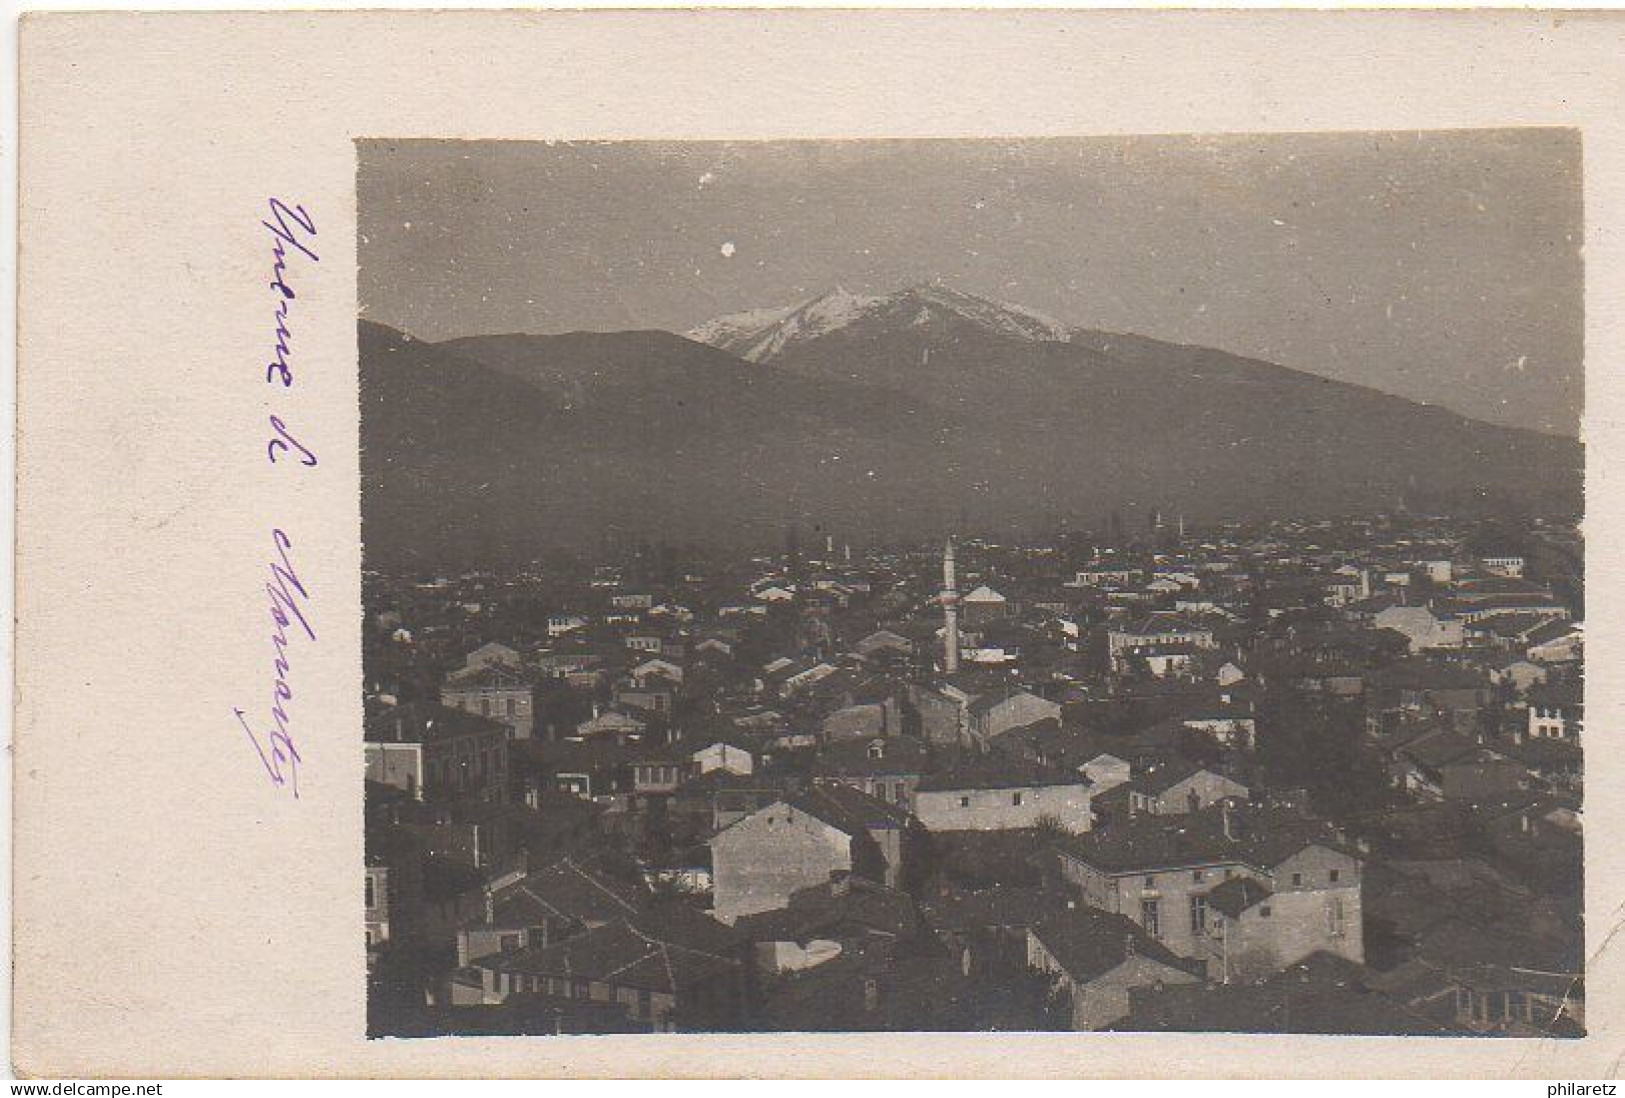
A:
1190;896;1208;934
481;698;491;716
1144;875;1156;888
1140;899;1161;938
960;796;971;808
1259;905;1272;918
1012;792;1024;806
1292;872;1303;887
501;933;520;952
506;698;516;716
1328;897;1346;937
1329;869;1340;883
1192;869;1206;883
364;876;375;909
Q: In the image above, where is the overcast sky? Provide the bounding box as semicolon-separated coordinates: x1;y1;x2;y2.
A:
359;131;1582;435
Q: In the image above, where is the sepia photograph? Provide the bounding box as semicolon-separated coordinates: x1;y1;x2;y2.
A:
357;133;1585;1040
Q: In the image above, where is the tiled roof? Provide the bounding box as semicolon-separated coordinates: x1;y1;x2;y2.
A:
1029;905;1194;984
1125;758;1229;797
717;780;910;840
1205;876;1272;917
1116;612;1214;637
919;884;1077;935
752;939;1043;1032
1530;681;1583;710
1372;659;1487;693
1471;612;1562;639
733;876;919;943
364;701;508;744
1397;733;1507;771
815;736;931;778
480;920;737;994
484;856;644;929
915;754;1082;793
445;662;536;689
1114;952;1451;1035
1058;803;1353;876
1525;618;1582;647
966;687;1055;717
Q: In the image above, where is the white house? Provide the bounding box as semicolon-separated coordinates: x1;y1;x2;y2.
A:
462;641;522;672
546;614;588;637
708;783;908;922
690;739;756;776
1480;555;1527;578
631;657;684;685
912;761;1092;834
1081;753;1133;793
1373;604;1464;651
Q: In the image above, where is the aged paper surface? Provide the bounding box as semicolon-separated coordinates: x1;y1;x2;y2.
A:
14;8;1625;1077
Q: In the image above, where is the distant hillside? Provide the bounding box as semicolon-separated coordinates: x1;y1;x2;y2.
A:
360;320;956;566
361;287;1581;568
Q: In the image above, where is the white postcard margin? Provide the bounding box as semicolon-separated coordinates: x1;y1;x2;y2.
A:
15;9;1625;1078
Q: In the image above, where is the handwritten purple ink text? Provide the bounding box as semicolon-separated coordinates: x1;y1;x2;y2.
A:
234;529;313;797
263;197;319;466
237;198;322;797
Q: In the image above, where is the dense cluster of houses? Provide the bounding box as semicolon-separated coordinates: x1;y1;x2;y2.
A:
363;511;1584;1037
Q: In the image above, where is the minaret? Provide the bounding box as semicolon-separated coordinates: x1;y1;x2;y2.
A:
941;537;961;674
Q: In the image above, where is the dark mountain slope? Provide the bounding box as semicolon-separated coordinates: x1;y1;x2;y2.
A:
361;294;1581;567
360;321;963;566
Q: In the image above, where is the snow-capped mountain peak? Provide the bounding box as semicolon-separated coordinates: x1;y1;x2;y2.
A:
686;286;882;362
891;283;1074;343
686;282;1075;361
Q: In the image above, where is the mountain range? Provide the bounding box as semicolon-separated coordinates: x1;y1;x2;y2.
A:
361;283;1581;568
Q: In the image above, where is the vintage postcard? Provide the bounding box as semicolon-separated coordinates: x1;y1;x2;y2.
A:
14;8;1625;1079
